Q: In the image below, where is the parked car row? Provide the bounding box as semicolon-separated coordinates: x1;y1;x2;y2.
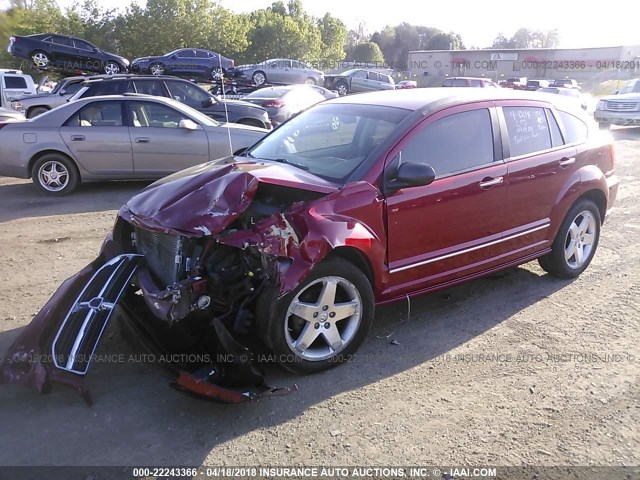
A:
7;33;329;89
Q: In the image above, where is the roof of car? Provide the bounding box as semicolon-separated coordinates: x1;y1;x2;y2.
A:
325;87;584;112
82;74;183;83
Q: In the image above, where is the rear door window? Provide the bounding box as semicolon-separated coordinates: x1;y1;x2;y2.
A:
134;80;167;97
164;80;209;109
65;101;124;127
503;106;552;157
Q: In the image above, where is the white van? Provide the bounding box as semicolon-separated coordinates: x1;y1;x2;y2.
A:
0;70;37;110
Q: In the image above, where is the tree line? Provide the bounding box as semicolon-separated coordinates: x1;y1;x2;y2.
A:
0;0;560;76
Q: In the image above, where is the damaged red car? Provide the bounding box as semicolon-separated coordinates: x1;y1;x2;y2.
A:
0;88;619;403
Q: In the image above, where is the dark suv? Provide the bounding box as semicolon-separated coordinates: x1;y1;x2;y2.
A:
70;75;272;129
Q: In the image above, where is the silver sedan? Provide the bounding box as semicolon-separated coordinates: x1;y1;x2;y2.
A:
234;59;324;86
0;95;267;195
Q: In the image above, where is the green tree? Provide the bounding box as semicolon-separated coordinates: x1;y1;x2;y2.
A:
425;32;464;50
317;13;346;64
351;42;384;63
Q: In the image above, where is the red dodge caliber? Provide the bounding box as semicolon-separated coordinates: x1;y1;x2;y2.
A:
1;88;619;402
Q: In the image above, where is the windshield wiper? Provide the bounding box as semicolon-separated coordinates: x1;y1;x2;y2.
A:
271;158;310;171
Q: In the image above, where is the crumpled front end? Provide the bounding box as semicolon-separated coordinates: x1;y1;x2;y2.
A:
1;159;385;403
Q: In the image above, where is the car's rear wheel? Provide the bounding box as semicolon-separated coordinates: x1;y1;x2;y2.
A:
598;122;611;130
252;71;266;86
538;199;601;278
336;81;348;96
32;154;80;196
27;106;49;119
305;77;316;85
258;258;374;374
104;62;121;75
150;63;165;76
31;51;50;69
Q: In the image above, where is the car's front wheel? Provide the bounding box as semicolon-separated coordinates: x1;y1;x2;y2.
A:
305;77;316;85
27;106;49;119
258;258;374;374
32;154;80;196
538;199;601;278
104;62;121;75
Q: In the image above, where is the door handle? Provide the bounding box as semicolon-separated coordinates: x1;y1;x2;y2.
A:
559;157;576;167
479;176;503;188
70;135;85;141
135;137;150;143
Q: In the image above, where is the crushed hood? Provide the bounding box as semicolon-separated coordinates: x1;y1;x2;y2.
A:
125;157;338;236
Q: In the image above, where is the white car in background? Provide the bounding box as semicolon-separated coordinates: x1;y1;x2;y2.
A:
594;78;640;129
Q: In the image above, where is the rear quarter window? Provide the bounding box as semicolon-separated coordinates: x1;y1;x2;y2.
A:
557;111;588;144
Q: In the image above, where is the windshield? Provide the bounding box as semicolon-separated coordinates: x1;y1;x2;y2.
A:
246;103;409;184
620;79;640;94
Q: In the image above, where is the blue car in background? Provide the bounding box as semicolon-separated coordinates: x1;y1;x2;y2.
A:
130;48;234;81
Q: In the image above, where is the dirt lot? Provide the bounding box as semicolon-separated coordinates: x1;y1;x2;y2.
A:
0;128;638;472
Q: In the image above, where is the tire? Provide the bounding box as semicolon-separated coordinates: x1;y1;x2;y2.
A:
210;67;225;81
538;199;601;278
305;77;316;85
150;62;165;76
257;258;374;374
336;81;349;96
31;50;50;69
598;122;611;130
252;70;266;86
104;61;121;75
27;106;49;119
31;153;80;196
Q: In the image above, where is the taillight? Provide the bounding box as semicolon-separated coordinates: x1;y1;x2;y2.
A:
230;59;234;68
262;100;283;108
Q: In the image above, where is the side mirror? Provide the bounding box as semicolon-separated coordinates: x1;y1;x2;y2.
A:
179;119;198;130
385;162;436;193
170;54;178;59
233;147;248;156
202;96;216;107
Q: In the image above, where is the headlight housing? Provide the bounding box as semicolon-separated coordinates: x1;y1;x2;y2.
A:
10;101;22;111
596;100;606;111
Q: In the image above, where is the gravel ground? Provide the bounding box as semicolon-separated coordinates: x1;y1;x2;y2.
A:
0;128;638;472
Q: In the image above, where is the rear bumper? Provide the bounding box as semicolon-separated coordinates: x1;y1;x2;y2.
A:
605;172;619;221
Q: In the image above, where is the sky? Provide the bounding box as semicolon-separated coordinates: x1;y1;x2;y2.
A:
3;0;639;49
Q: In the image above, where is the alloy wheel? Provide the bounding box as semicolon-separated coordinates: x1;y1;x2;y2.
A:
284;276;362;361
32;52;49;68
37;160;70;193
564;210;597;269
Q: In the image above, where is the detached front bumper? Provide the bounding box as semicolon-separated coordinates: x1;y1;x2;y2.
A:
0;253;141;404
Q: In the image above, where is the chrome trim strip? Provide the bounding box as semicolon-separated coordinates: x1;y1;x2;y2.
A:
390;224;550;274
52;254;142;375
